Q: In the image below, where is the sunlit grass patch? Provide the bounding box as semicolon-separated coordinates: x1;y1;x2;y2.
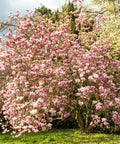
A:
0;129;120;144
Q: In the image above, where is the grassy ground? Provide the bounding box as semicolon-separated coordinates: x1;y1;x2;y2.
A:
0;129;120;144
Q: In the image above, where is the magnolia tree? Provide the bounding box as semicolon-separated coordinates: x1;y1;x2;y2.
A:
0;1;120;137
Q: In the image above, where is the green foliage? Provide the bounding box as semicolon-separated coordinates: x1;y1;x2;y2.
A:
52;9;60;23
35;5;52;15
61;1;77;34
34;5;52;19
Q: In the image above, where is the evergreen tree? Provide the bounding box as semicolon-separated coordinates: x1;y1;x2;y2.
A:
35;5;52;15
62;1;77;34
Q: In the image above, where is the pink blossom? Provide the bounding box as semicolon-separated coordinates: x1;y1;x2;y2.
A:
42;127;46;131
104;121;108;126
93;73;99;79
109;101;113;106
75;79;80;83
96;102;102;110
113;114;117;119
72;0;77;2
102;118;107;122
49;108;56;114
92;124;96;127
78;100;84;106
72;100;76;103
115;98;120;104
92;101;97;104
99;86;104;93
30;109;37;115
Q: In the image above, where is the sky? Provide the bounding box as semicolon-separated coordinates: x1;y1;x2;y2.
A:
0;0;90;21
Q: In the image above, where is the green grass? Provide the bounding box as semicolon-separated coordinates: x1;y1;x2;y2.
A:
0;129;120;144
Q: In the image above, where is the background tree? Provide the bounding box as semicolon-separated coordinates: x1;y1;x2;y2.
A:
61;1;77;34
34;5;52;17
91;0;120;59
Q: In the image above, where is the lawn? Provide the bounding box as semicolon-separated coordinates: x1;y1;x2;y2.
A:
0;129;120;144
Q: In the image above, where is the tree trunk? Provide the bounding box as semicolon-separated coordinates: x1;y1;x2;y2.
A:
75;110;90;134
